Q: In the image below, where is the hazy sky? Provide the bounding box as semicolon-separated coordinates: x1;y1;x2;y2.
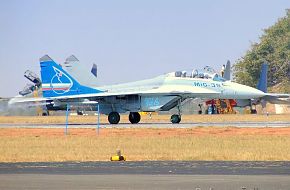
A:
0;0;289;97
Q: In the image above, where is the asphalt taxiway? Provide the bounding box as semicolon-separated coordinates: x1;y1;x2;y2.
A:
1;161;290;190
1;121;290;128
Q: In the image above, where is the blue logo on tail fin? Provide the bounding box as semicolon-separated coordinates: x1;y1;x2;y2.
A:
50;66;74;94
40;55;103;98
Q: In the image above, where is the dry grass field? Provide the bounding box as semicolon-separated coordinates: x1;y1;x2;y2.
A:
1;115;289;162
0;114;289;124
1;127;290;162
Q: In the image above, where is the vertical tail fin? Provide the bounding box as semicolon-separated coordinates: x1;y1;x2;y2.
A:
63;55;99;87
91;63;97;78
257;63;268;93
40;55;102;98
224;60;231;81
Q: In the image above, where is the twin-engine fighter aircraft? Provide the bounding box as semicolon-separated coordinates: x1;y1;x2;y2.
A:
12;55;289;124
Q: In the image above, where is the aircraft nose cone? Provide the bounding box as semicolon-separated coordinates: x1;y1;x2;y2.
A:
234;83;265;99
247;87;265;98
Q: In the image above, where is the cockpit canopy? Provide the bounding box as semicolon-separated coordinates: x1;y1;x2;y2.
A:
168;66;226;82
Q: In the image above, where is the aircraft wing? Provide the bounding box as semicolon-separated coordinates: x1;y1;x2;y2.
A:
8;96;51;104
10;85;220;104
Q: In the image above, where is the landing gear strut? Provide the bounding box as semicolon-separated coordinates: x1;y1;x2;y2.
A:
108;112;120;124
249;99;257;114
171;114;181;124
129;112;141;124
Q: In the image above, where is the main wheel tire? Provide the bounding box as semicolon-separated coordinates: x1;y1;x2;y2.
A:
108;112;120;124
171;114;181;124
129;112;141;124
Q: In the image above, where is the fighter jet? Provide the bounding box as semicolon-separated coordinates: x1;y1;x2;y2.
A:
12;55;289;124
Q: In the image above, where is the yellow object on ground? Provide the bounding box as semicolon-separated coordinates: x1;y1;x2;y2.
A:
110;155;126;161
139;112;158;116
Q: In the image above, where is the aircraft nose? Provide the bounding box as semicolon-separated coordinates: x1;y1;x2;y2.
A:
246;87;265;98
234;83;265;99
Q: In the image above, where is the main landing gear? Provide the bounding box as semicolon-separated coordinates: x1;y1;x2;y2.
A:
108;112;141;124
129;112;141;124
108;112;120;124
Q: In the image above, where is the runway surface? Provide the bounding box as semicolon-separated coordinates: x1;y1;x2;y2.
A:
1;161;290;189
1;121;290;128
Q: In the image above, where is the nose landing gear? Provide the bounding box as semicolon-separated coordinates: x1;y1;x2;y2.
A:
171;114;181;124
171;98;182;124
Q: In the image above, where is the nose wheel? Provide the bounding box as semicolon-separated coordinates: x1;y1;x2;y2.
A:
129;112;141;124
171;98;182;124
171;114;181;124
108;112;120;124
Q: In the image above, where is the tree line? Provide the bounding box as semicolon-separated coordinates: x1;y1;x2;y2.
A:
233;9;290;93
